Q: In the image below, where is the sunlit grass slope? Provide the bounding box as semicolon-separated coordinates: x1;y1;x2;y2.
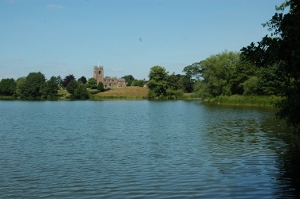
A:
91;86;149;100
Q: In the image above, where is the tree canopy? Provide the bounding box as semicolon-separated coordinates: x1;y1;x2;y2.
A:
0;78;16;96
62;74;75;88
121;75;135;86
241;0;300;132
147;66;169;98
19;72;46;99
86;78;97;89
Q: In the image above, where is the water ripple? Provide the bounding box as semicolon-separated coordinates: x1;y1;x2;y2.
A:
0;101;299;198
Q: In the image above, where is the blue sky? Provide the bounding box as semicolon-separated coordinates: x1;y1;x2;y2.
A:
0;0;284;80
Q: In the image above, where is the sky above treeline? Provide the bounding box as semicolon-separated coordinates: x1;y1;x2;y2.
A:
0;0;284;80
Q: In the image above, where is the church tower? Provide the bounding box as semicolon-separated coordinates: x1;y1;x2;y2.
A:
94;66;104;83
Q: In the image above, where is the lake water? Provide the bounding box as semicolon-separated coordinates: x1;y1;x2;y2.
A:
0;100;299;198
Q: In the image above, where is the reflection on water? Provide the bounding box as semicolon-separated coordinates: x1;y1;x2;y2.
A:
0;101;299;198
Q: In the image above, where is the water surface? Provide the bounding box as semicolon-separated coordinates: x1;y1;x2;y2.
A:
0;101;299;198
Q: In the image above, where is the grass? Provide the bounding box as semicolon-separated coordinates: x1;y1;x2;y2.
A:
90;86;149;100
204;95;282;106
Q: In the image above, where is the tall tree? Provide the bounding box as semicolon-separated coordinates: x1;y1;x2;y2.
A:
0;78;16;96
86;78;97;89
20;72;46;98
78;76;87;84
241;0;300;132
121;75;135;86
16;77;26;97
97;82;105;92
40;76;59;98
62;74;75;88
197;51;240;97
147;66;169;98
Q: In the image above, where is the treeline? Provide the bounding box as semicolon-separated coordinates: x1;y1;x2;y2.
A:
0;73;107;99
146;51;278;99
0;72;148;100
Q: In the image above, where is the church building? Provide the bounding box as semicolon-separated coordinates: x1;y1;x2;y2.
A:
93;66;126;88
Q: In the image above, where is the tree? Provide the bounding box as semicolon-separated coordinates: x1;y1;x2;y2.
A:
183;62;202;80
62;74;75;88
66;80;89;99
20;72;46;98
97;82;105;92
16;77;26;97
196;51;240;97
86;78;97;89
147;66;169;98
0;78;16;96
78;76;87;84
40;76;59;98
66;80;78;95
132;79;144;87
73;83;89;99
121;75;135;86
241;0;300;132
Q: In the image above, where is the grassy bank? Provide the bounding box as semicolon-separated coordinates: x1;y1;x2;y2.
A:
90;87;148;100
204;95;282;106
1;87;200;101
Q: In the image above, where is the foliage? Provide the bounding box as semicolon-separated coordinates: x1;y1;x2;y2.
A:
66;80;78;95
0;78;16;96
66;80;89;99
148;66;169;98
204;95;281;106
40;76;59;98
86;78;97;89
183;62;202;80
194;51;240;97
62;74;75;88
121;75;135;86
73;83;89;99
243;76;258;95
241;0;300;132
16;77;26;97
167;73;193;93
78;76;87;84
132;79;144;87
19;72;46;99
97;82;105;92
147;90;157;99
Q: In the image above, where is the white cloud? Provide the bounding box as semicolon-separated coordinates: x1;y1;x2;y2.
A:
46;4;63;10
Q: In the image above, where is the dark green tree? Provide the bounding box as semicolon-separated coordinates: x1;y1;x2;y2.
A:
66;80;78;95
97;82;105;92
147;65;169;98
78;76;87;84
16;77;26;97
20;72;46;98
66;80;89;99
132;79;144;87
86;78;97;89
73;83;89;99
0;78;16;96
241;0;300;132
40;76;59;98
121;75;135;86
62;74;75;88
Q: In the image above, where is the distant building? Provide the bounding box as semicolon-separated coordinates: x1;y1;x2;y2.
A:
93;66;126;88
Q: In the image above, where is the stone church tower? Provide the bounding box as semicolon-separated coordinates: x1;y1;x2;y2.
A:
94;66;104;83
93;66;126;88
